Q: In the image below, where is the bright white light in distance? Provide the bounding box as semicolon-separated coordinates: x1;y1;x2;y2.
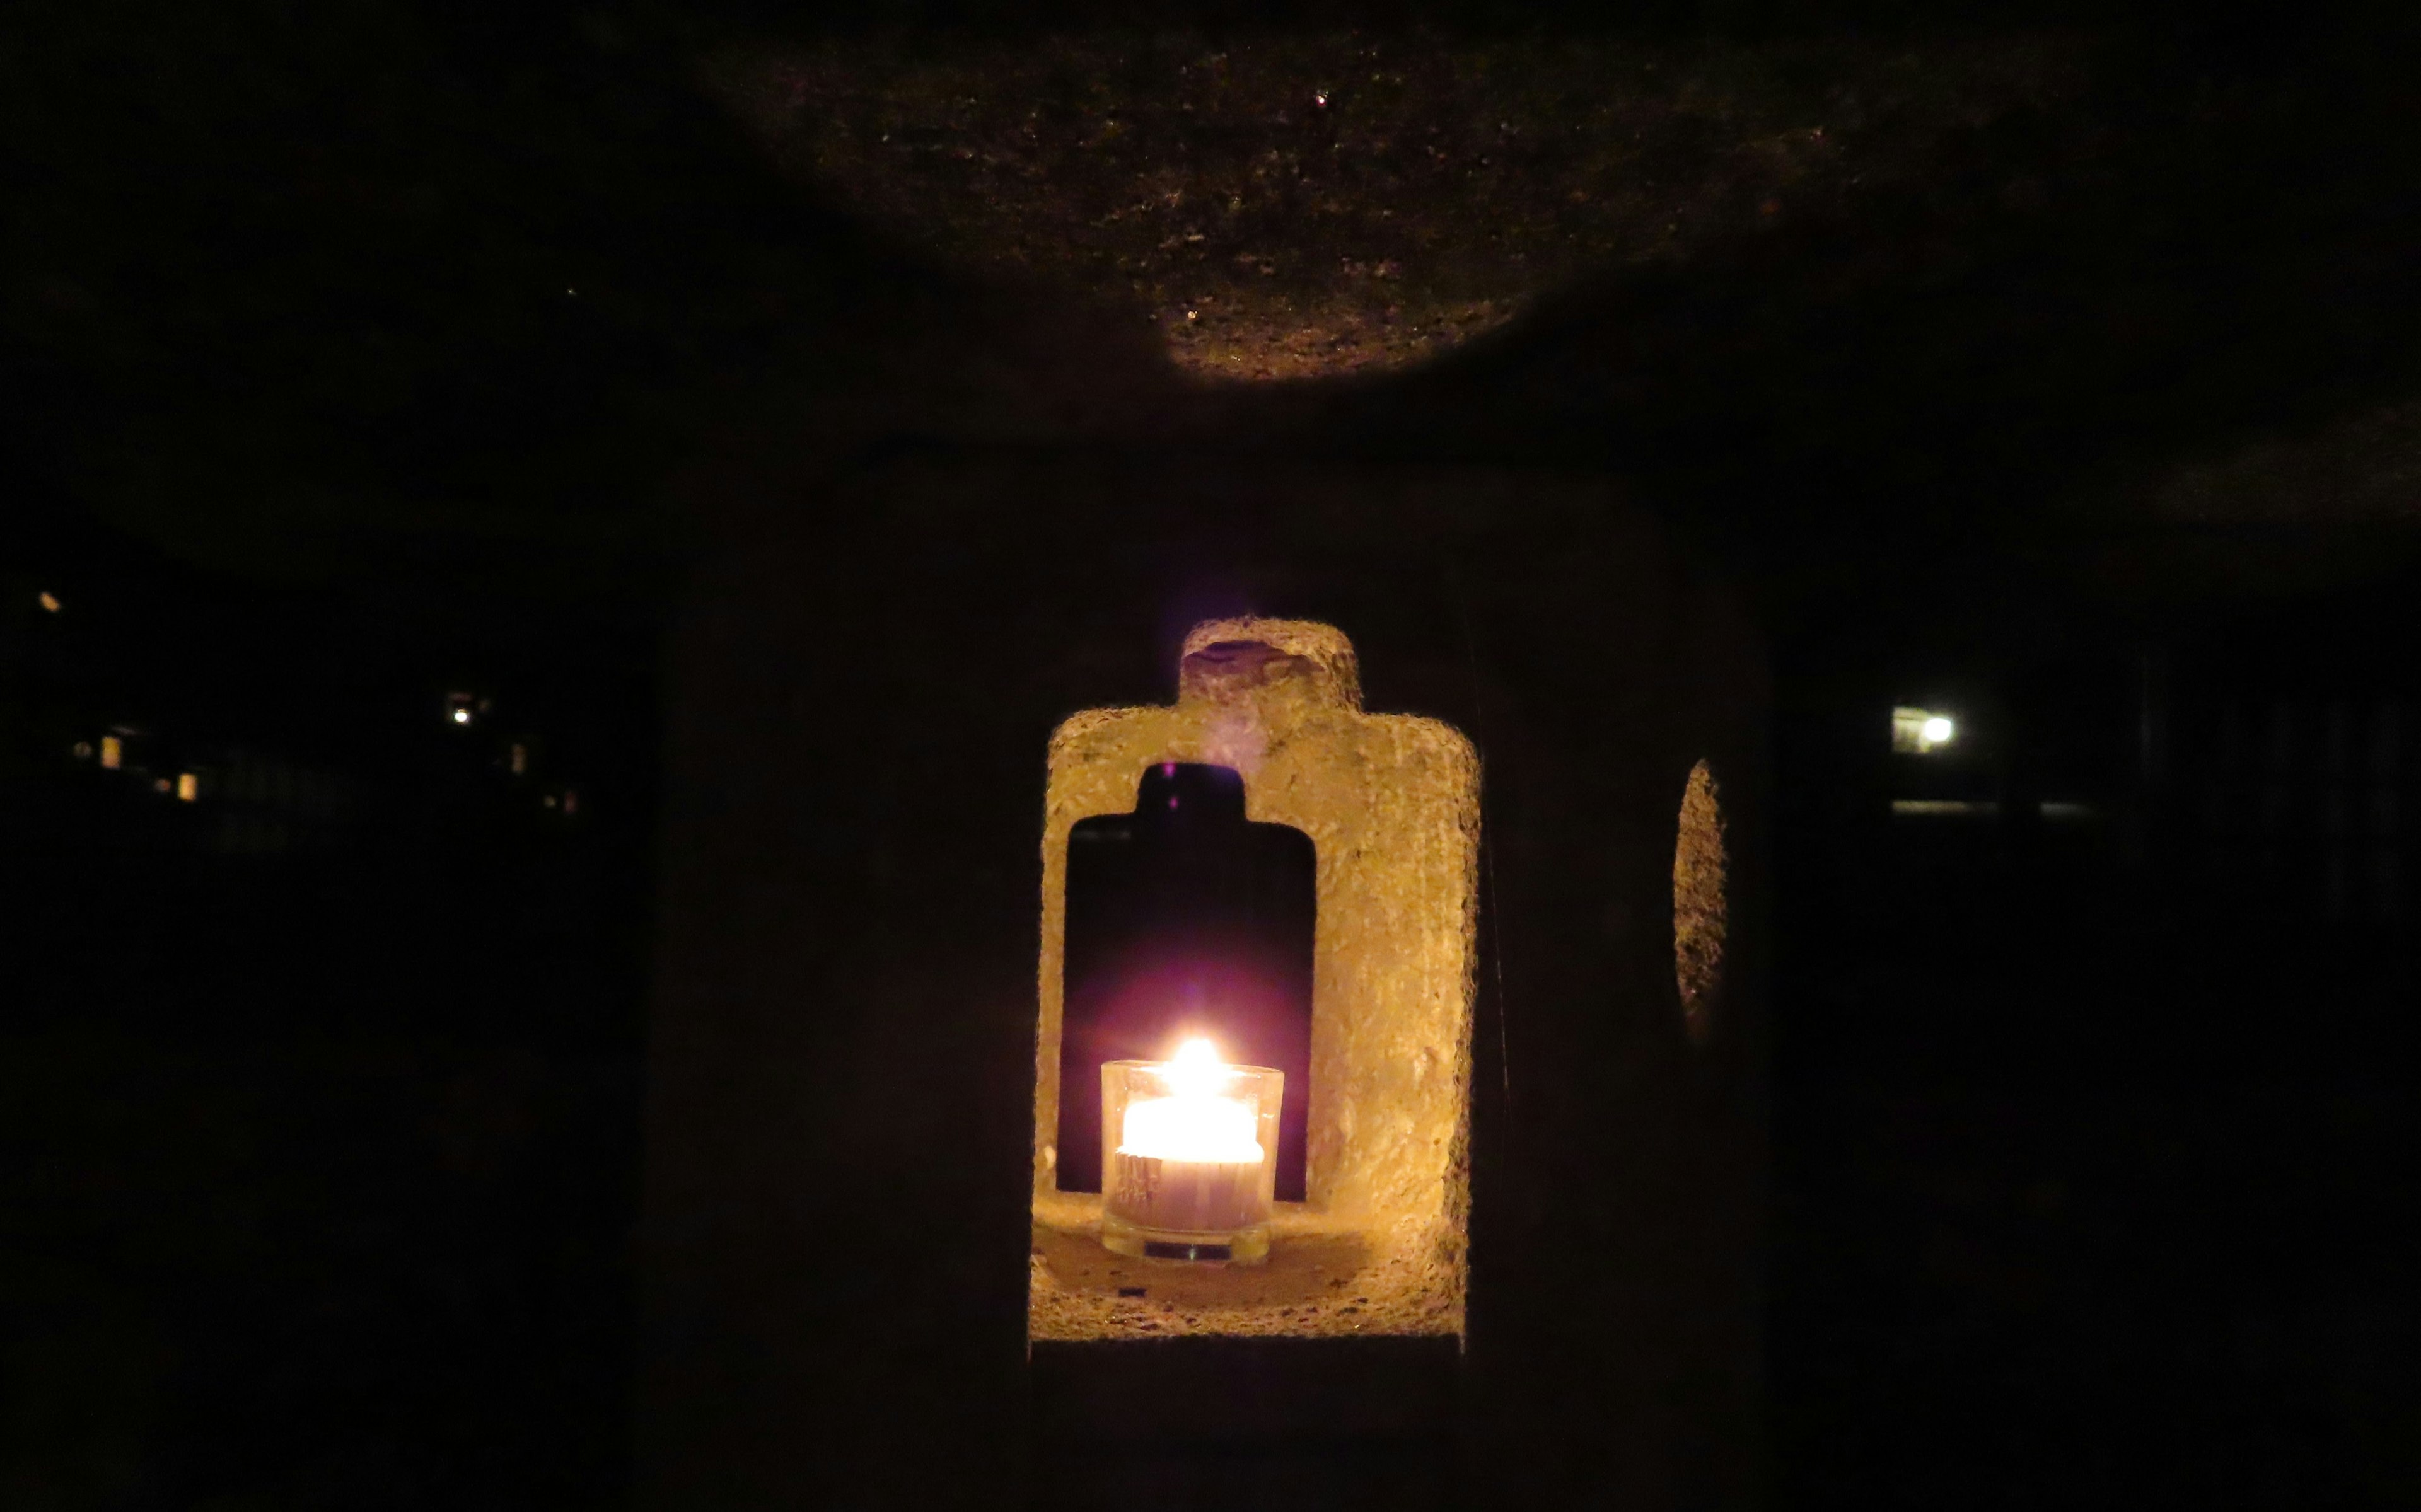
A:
451;708;471;724
1921;715;1954;745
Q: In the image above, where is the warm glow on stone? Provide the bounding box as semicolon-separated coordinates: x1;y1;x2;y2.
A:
1031;618;1478;1340
1673;760;1729;1046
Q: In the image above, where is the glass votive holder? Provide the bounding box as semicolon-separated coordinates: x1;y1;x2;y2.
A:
1100;1047;1282;1265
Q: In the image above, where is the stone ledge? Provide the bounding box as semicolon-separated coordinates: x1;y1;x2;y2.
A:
1030;1192;1460;1341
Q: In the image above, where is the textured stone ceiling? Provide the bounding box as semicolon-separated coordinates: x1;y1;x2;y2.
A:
708;32;2089;381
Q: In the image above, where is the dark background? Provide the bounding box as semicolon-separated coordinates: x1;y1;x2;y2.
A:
5;1;2418;1506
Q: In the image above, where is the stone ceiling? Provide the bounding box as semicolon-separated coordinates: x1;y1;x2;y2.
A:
707;32;2089;381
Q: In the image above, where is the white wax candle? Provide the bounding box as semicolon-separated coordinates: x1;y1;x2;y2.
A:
1106;1039;1268;1235
1118;1092;1262;1163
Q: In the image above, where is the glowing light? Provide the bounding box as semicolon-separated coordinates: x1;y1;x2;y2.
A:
509;742;527;775
451;707;471;724
1890;706;1959;754
1120;1039;1262;1163
176;773;198;802
99;736;122;770
37;591;61;613
1165;1037;1228;1099
1100;1044;1282;1261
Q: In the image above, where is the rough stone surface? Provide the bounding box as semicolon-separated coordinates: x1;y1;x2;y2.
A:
1031;618;1479;1341
712;33;2090;381
1674;758;1729;1046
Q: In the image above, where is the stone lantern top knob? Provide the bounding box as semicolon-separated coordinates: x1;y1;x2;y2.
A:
1178;618;1362;712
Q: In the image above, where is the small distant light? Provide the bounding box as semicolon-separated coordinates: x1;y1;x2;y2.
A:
451;707;472;725
37;591;61;613
1891;706;1959;755
542;794;558;809
153;777;171;794
509;742;528;775
71;741;93;761
561;789;579;816
1314;90;1329;107
177;772;199;802
99;735;122;770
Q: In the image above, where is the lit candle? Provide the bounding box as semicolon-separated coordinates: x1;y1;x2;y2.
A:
1100;1038;1282;1264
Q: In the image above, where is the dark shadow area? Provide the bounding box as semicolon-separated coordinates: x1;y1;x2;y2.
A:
0;517;659;1509
1767;558;2421;1509
1031;1336;1460;1512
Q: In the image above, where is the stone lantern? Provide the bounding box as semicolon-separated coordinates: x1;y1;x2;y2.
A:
639;449;1765;1509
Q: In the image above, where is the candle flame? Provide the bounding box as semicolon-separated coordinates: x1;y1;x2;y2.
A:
1118;1036;1260;1162
1166;1036;1227;1100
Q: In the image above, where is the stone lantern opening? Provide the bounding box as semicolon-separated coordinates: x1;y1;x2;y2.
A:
1057;759;1318;1202
1030;618;1480;1341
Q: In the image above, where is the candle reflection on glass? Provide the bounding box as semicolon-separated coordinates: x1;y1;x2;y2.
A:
1100;1038;1282;1265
